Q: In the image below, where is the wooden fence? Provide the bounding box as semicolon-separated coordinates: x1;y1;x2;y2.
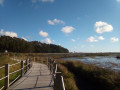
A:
47;58;65;90
0;58;32;90
33;57;65;90
0;57;65;90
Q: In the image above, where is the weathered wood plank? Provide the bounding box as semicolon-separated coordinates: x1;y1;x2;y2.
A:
10;62;54;90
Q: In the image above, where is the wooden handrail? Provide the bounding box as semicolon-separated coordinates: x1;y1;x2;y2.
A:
0;58;33;90
47;58;65;90
0;57;65;90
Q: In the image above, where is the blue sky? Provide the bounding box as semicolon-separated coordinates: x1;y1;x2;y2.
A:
0;0;120;52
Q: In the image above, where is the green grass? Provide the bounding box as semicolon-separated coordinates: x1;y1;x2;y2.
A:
57;63;79;90
0;55;21;89
57;59;120;90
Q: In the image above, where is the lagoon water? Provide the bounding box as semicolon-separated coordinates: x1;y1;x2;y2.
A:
62;56;120;71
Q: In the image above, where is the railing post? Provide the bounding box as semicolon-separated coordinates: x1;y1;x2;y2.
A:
50;60;52;74
21;61;24;77
26;59;28;72
28;58;30;69
54;72;63;90
61;76;65;90
29;58;32;68
48;58;50;68
5;64;9;90
47;57;48;66
53;63;57;74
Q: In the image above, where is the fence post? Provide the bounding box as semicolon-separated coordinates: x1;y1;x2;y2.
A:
54;72;63;90
21;61;24;77
50;60;52;74
48;58;50;68
61;76;65;90
26;59;28;72
29;58;32;68
28;58;30;69
53;63;57;74
5;64;9;90
47;57;48;66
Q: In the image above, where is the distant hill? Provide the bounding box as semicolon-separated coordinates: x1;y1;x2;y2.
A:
0;36;69;53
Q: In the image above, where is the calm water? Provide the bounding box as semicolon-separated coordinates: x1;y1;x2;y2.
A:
62;56;120;71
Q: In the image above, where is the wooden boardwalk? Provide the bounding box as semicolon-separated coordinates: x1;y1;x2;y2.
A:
10;62;54;90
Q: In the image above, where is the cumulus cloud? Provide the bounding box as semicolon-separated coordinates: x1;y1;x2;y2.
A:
98;36;105;40
111;37;119;42
0;29;18;37
39;30;48;37
95;21;113;34
48;20;55;25
61;26;75;34
0;0;4;5
117;0;120;2
48;18;65;25
87;36;98;42
41;0;54;2
44;38;52;44
21;37;28;41
71;39;76;42
31;0;54;3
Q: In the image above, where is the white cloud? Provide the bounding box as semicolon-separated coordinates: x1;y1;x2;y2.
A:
117;0;120;2
44;38;52;44
87;36;98;42
41;0;54;2
71;39;76;42
21;37;28;41
111;37;119;42
95;21;113;34
31;0;54;3
0;0;4;5
98;36;105;40
39;30;48;37
0;29;18;37
48;20;55;25
58;44;61;46
48;18;65;25
61;26;75;34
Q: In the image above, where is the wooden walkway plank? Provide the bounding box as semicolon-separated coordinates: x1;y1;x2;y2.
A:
10;63;54;90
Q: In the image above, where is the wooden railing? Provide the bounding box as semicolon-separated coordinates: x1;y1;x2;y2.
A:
0;58;32;90
33;57;66;90
47;58;65;90
0;57;65;90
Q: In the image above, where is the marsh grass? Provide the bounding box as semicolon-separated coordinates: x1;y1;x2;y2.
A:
57;59;120;90
57;62;79;90
0;55;21;89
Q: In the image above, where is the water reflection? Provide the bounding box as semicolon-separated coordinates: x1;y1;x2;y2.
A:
62;56;120;71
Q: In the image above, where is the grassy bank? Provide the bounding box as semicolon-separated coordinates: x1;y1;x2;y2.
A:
57;62;79;90
57;59;120;90
0;55;21;89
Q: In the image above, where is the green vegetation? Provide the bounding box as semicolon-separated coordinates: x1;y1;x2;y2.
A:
57;59;120;90
0;36;69;53
0;55;16;66
57;61;79;90
0;55;21;89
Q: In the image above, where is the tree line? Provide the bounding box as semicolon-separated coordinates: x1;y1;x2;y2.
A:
0;36;69;53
